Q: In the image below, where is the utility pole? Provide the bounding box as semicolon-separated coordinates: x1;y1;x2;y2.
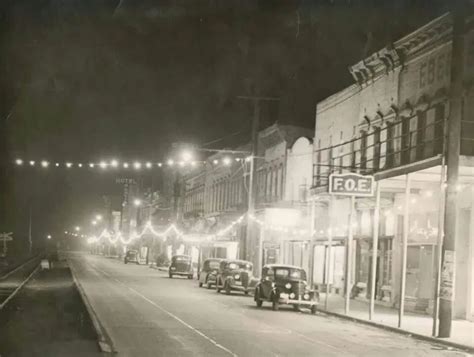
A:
237;95;279;262
439;0;466;338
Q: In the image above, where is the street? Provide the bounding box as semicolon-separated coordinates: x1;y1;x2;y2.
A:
68;252;467;357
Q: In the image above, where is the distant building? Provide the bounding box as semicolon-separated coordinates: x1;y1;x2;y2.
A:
181;123;312;270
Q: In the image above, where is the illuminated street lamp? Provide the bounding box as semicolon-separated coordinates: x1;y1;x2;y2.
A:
91;220;97;226
47;234;52;240
133;199;142;207
75;226;81;232
181;150;193;162
96;214;103;221
15;159;23;165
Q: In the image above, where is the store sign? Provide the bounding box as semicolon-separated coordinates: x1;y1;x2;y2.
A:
329;173;375;197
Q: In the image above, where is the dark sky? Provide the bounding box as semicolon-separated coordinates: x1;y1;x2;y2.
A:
0;0;449;252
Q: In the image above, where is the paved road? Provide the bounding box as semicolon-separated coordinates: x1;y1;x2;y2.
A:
68;252;468;357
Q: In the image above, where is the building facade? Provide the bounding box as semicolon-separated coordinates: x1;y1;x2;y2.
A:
181;123;313;273
311;13;474;320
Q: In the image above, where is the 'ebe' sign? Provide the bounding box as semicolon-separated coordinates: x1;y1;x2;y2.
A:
329;173;375;197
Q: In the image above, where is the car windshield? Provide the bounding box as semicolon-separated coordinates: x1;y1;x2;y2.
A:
208;261;220;270
173;256;190;262
227;262;252;271
274;268;306;280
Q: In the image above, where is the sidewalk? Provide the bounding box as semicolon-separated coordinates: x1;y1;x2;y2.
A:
319;294;474;351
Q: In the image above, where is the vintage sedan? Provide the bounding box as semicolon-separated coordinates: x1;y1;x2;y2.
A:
198;258;222;289
215;259;253;295
124;250;140;264
254;264;319;314
169;255;193;279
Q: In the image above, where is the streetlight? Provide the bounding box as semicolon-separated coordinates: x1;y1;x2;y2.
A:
15;159;23;165
91;220;97;226
47;234;52;239
96;214;103;221
75;226;81;232
181;150;193;162
134;199;142;207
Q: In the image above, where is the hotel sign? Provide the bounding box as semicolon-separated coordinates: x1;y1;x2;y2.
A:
329;173;375;197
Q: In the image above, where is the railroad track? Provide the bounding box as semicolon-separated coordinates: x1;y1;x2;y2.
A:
0;255;42;310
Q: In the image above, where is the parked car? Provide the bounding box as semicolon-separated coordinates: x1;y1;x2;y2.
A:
215;259;253;295
254;264;319;314
198;258;222;289
124;250;140;264
169;255;193;279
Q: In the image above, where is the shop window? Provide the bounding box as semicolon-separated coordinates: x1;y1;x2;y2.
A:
273;168;278;199
373;126;381;171
315;140;322;186
393;120;403;167
408;115;419;163
401;116;411;164
360;130;368;171
277;165;283;200
266;170;272;201
434;103;445;155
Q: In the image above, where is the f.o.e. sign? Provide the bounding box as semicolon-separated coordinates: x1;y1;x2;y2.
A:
329;173;375;197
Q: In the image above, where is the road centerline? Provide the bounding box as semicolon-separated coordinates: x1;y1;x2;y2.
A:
89;262;238;357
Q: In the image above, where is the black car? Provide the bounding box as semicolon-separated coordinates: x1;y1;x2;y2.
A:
198;258;222;289
124;250;140;264
254;264;319;314
169;255;193;279
215;259;253;295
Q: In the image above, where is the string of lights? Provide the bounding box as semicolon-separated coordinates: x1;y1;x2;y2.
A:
72;212;327;247
13;157;248;170
85;222;183;245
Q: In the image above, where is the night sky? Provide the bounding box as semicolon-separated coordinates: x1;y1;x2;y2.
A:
0;0;449;253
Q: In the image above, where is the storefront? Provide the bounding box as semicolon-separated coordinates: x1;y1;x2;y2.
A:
310;164;474;319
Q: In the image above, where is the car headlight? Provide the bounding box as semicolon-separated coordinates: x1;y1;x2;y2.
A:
303;293;310;300
285;283;291;289
234;274;240;280
289;293;296;299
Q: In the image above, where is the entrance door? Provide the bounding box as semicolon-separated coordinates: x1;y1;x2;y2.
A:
406;245;434;310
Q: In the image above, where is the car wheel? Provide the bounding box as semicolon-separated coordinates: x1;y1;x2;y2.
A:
206;278;212;289
188;274;193;279
124;260;128;264
244;290;249;295
169;273;173;278
272;295;279;311
199;282;203;288
225;281;231;295
216;279;221;293
311;305;317;315
255;288;263;307
292;304;300;312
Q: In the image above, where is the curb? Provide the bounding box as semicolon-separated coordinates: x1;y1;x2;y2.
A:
69;262;115;354
318;309;474;354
